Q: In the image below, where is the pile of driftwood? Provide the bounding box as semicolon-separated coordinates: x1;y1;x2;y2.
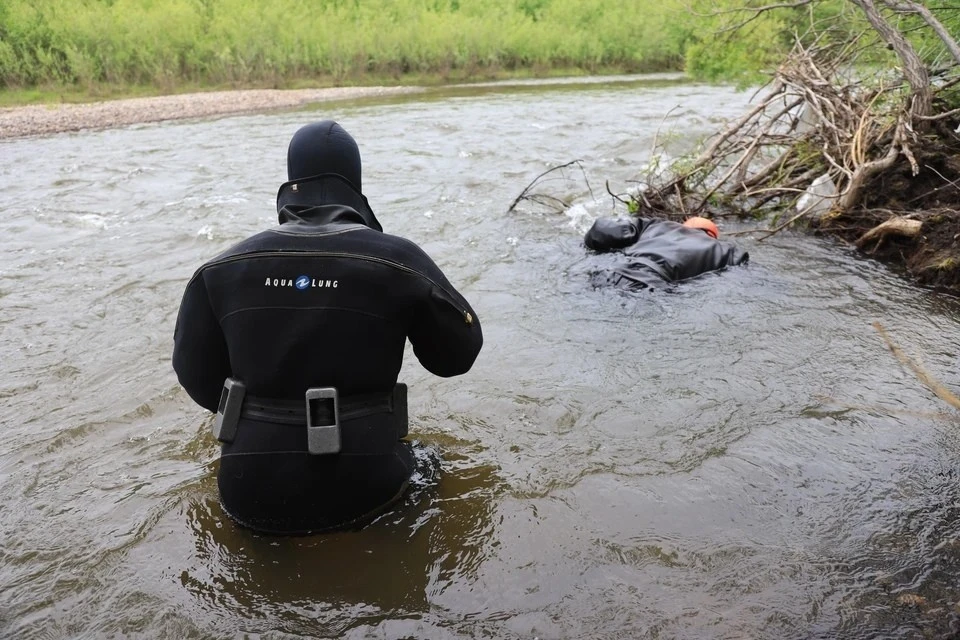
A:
508;1;960;290
628;0;960;253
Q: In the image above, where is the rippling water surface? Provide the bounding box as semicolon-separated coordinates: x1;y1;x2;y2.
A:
2;75;960;639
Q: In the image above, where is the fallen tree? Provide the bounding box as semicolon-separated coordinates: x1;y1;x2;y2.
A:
618;0;960;293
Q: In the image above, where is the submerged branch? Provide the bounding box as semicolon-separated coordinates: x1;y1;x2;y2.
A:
873;321;960;411
508;160;588;213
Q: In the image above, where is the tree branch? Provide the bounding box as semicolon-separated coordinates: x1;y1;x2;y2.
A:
713;0;817;34
837;119;903;210
849;0;932;119
881;0;960;65
507;160;586;213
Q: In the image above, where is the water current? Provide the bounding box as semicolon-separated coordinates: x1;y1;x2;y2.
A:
2;75;960;639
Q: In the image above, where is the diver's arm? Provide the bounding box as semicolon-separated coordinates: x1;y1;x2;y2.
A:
408;269;483;378
709;241;749;270
727;244;750;266
172;273;232;413
684;241;749;280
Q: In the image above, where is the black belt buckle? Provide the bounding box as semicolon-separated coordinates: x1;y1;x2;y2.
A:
305;387;340;455
213;378;245;443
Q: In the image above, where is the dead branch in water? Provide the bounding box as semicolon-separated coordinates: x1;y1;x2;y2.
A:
873;321;960;411
507;160;593;213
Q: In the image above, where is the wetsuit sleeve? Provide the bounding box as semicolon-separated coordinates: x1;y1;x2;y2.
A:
715;241;749;269
407;265;483;378
671;240;750;281
172;272;231;413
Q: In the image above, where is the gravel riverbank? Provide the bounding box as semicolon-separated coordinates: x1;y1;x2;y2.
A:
0;86;423;139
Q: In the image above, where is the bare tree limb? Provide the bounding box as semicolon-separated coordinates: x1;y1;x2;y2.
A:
739;148;798;190
675;183;687;216
507;160;586;213
838;119;903;210
605;180;635;208
849;0;932;119
874;321;960;411
696;135;763;212
755;202;821;241
650;106;680;159
700;0;816;34
747;167;822;208
693;0;814;17
916;107;960;121
855;215;921;249
906;164;960;204
881;0;960;65
683;83;787;179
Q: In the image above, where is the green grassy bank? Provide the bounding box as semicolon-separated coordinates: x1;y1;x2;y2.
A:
7;0;934;107
1;0;698;104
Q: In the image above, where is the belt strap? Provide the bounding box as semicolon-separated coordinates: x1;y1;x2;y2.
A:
240;384;404;426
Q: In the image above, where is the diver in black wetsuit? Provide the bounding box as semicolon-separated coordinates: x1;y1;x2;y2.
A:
584;215;749;290
172;121;483;534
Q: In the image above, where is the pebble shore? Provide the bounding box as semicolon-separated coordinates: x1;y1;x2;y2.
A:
0;86;423;139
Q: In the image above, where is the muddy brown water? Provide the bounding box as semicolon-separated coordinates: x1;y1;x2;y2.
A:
2;75;960;640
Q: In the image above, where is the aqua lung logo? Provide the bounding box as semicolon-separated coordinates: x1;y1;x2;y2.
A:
264;275;339;289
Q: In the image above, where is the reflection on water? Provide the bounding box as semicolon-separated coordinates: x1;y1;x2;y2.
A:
179;444;499;636
2;76;960;639
820;453;960;640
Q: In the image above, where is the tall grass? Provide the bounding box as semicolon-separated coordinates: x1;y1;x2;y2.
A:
3;1;955;98
0;0;696;92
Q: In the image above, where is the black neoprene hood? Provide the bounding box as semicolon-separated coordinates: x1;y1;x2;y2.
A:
286;120;362;190
584;217;640;251
274;120;383;231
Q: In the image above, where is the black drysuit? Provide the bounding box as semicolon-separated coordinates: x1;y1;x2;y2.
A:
172;176;482;534
584;217;749;290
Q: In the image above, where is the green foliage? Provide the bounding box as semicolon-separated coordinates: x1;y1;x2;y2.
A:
683;0;797;84
896;5;960;71
0;0;698;91
11;0;950;94
681;0;867;84
681;1;960;85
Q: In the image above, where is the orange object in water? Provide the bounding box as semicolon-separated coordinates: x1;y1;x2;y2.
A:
682;216;719;239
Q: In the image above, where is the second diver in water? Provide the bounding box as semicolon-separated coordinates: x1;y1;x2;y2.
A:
583;215;749;290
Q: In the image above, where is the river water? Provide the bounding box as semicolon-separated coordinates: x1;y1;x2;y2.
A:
2;75;960;640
